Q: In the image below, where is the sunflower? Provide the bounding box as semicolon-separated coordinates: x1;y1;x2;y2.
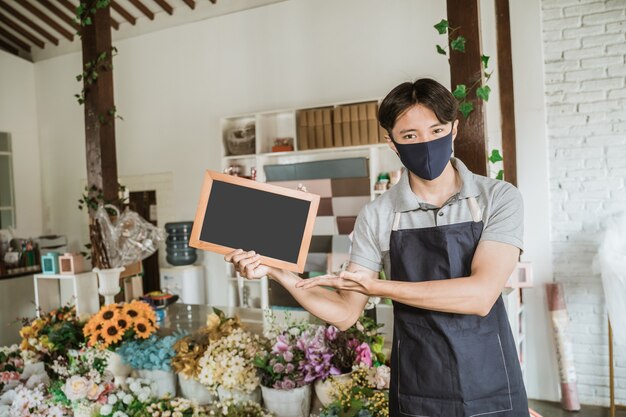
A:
88;331;101;348
130;300;154;320
99;319;124;347
99;304;119;321
133;317;155;339
121;303;140;319
115;312;131;332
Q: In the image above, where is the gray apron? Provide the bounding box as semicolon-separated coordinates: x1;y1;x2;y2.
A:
388;197;529;417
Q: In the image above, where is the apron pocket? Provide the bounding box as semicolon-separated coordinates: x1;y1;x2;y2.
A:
453;331;513;413
397;322;457;401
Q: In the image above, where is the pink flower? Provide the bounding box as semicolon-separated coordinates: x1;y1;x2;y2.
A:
283;350;293;362
272;363;285;373
325;326;339;341
0;371;20;382
355;343;372;367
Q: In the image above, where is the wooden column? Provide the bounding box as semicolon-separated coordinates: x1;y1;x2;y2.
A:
81;1;118;202
446;0;488;176
496;0;518;186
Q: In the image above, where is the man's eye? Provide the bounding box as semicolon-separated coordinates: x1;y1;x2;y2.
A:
433;129;444;134
403;134;417;140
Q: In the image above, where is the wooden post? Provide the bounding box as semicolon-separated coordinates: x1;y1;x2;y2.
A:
446;0;487;176
495;0;518;186
81;1;118;203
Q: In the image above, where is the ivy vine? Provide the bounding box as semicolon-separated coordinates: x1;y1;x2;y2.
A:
75;0;112;28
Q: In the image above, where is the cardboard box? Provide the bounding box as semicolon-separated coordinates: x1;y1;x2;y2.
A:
297;110;309;150
333;107;343;147
341;106;352;146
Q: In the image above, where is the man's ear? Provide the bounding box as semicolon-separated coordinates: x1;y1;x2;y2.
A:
452;120;459;141
385;135;399;156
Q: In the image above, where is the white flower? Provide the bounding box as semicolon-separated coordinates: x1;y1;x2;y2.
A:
100;404;113;415
138;392;149;402
63;376;90;401
123;394;133;404
113;411;129;417
129;381;141;393
108;393;118;404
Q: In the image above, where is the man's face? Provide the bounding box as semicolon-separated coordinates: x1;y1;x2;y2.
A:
385;104;458;153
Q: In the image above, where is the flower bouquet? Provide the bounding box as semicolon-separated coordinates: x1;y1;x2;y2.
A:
318;364;391;417
172;308;242;404
197;327;267;403
19;305;85;358
48;348;114;416
205;398;274;417
116;332;186;398
145;397;203;417
97;377;156;417
3;383;72;417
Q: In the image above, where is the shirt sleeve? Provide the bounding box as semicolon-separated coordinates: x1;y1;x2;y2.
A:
480;182;524;252
349;205;383;272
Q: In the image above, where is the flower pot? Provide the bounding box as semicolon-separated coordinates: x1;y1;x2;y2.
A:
105;350;132;380
314;372;352;407
72;402;100;417
261;384;312;417
137;369;177;398
94;267;125;305
217;385;261;404
178;374;214;405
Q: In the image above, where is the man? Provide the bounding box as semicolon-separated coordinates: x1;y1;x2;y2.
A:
226;78;529;416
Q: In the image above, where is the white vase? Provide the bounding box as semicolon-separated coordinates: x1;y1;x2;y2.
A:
261;384;312;417
137;369;177;398
178;374;214;405
313;372;352;407
72;403;100;417
217;385;261;404
105;350;132;380
94;267;125;305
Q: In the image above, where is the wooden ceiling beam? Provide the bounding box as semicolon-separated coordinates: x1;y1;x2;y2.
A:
0;26;31;52
0;11;45;49
181;0;195;10
16;0;74;41
58;0;120;30
154;0;173;15
129;0;154;20
39;0;79;31
111;1;136;25
0;1;59;45
0;38;19;55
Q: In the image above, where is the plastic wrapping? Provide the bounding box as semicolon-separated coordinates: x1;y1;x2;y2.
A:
94;204;165;268
594;210;626;346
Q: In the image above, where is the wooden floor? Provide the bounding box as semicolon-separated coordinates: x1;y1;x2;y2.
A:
529;399;626;417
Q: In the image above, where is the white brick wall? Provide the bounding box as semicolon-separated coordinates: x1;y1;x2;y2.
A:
541;0;626;406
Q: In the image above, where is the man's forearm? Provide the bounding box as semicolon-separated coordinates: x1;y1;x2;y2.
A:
269;269;361;330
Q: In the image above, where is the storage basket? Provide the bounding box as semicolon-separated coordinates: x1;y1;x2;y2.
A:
226;128;255;155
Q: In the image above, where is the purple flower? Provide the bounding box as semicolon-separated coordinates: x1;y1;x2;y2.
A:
325;326;339;341
272;334;290;353
281;379;296;390
273;362;285;373
355;342;372;367
285;363;295;374
283;350;294;362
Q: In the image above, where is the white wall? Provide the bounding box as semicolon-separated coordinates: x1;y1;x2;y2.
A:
0;52;43;237
30;0;558;400
540;0;626;406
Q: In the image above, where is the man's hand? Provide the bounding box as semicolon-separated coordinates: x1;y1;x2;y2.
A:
295;269;379;296
224;249;274;279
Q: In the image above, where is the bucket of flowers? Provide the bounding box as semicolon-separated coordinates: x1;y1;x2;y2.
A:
82;300;158;379
116;331;186;398
197;325;267;404
317;363;391;417
205;398;275;417
172;308;242;404
48;347;114;417
96;376;157;417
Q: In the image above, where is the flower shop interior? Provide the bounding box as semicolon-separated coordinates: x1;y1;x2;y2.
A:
1;0;625;416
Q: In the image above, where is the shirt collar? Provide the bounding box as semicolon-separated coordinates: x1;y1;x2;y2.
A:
391;157;481;213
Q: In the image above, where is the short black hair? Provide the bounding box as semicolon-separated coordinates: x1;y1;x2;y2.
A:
378;78;458;135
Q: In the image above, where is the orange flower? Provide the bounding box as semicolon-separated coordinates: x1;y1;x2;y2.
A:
133;317;154;339
99;304;119;322
99;319;124;347
115;312;131;332
121;303;140;319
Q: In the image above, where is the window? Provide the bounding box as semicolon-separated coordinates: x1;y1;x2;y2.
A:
0;132;15;229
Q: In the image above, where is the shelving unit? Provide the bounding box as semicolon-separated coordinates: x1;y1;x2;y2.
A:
33;272;99;319
219;100;403;308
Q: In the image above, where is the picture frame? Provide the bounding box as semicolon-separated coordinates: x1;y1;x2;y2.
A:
190;170;320;273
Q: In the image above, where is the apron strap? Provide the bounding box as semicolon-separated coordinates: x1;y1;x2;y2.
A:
467;196;483;222
392;211;402;231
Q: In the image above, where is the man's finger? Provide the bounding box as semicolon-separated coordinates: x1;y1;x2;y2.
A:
224;248;243;262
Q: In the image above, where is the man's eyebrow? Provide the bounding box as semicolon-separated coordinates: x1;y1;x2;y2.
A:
398;128;416;134
398;123;445;134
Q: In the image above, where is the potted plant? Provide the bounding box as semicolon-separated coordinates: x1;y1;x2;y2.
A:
116;332;186;398
172;308;242;404
96;376;157;417
197;327;266;404
82;300;158;379
205;398;275;417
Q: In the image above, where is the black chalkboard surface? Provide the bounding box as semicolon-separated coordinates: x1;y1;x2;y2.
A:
189;171;320;273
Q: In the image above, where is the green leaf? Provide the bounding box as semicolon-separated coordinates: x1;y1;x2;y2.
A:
450;36;466;52
76;74;82;81
436;45;446;55
459;101;474;118
489;149;503;163
84;17;92;25
476;85;491;101
481;55;490;68
452;84;467;100
496;170;504;180
434;19;449;35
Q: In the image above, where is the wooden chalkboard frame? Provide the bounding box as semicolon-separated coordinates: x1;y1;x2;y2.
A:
189;170;320;273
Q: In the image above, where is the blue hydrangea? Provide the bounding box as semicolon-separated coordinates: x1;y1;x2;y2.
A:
117;331;186;371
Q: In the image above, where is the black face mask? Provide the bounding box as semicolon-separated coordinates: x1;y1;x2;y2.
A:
391;130;453;181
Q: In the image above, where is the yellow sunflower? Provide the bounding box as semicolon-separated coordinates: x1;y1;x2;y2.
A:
99;304;119;322
114;312;131;333
130;300;154;320
88;331;102;348
121;302;140;320
99;319;124;348
133;317;155;339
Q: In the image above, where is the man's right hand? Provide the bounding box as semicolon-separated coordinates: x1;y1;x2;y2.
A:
224;249;273;280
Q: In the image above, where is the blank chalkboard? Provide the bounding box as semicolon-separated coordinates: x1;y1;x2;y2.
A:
189;171;320;273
